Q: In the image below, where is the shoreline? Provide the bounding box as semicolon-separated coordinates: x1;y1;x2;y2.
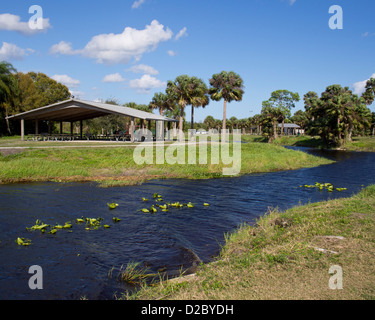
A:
0;141;334;187
129;185;375;300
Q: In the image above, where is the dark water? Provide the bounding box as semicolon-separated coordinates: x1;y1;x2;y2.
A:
1;147;375;300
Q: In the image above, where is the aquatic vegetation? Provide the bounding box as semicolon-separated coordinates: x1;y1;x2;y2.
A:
103;225;111;229
187;202;194;208
26;220;50;233
204;203;210;206
142;197;149;202
300;182;348;193
142;209;150;213
16;237;31;246
110;262;156;285
107;203;119;210
76;218;85;223
112;217;121;223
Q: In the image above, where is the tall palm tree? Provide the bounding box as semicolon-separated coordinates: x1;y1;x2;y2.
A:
166;75;206;140
208;71;244;138
189;78;209;137
0;61;19;134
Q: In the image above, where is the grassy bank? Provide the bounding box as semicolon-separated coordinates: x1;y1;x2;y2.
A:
130;185;375;300
0;141;333;186
250;135;375;152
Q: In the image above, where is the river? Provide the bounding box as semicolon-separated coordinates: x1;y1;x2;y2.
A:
0;147;374;299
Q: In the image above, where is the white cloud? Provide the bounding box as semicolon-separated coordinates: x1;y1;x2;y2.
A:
129;74;166;93
51;74;81;88
167;50;177;56
102;73;125;83
0;42;33;61
353;73;375;95
132;0;146;9
56;20;172;65
289;0;296;5
175;27;188;40
49;41;80;55
126;64;159;75
0;13;51;35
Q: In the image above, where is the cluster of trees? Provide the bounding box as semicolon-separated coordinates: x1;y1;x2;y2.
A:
303;83;375;146
1;59;374;146
149;71;244;139
0;61;71;135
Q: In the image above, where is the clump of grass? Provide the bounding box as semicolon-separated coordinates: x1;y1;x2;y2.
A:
109;262;156;285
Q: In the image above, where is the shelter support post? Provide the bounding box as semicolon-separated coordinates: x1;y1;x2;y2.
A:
130;117;134;143
70;122;73;136
60;121;63;134
35;119;38;135
21;119;25;141
80;120;83;139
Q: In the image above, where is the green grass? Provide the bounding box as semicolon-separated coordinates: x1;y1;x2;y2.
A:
130;185;375;300
252;134;375;152
0;140;333;186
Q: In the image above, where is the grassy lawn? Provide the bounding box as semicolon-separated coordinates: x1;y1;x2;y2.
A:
130;185;375;300
0;138;333;186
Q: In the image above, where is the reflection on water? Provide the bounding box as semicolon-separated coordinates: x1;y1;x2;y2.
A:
0;147;375;299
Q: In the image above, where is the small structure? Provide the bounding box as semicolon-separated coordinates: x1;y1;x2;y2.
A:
6;98;178;142
278;123;304;135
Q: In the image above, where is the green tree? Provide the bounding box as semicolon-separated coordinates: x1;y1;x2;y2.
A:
203;115;216;130
28;72;71;107
290;110;309;130
305;85;372;146
261;100;283;142
268;90;300;136
149;92;172;116
0;61;19;135
209;71;244;137
362;77;375;105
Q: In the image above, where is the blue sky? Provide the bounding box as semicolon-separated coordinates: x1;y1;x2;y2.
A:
1;0;374;122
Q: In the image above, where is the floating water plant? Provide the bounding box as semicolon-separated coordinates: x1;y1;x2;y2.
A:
76;218;85;223
142;209;150;213
107;203;119;210
142;197;148;202
187;202;194;208
150;205;157;213
16;237;31;246
103;225;111;229
204;203;210;207
300;182;347;193
112;217;121;223
26;220;50;233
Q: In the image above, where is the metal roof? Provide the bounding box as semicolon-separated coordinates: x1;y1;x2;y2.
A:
278;123;301;128
6;98;178;122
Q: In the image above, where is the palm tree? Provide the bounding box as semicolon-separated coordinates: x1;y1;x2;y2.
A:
208;71;244;139
189;78;209;137
166;75;207;140
149;92;171;116
203;115;216;131
0;61;19;134
363;78;375;106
